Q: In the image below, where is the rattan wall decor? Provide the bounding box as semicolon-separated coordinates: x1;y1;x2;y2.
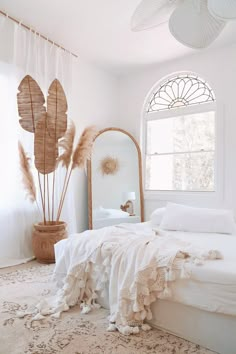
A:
100;156;120;176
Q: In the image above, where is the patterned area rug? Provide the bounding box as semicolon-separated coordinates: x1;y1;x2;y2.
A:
0;262;216;354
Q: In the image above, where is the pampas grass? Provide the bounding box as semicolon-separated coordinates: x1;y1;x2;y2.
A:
19;123;97;224
56;121;76;220
56;125;97;221
72;126;97;169
18;141;36;202
58;121;76;169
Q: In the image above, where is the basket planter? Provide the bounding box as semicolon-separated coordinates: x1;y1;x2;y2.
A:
32;221;67;264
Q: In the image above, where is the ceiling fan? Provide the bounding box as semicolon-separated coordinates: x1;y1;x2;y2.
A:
131;0;236;49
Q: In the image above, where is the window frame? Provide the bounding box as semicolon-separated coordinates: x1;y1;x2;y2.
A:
142;77;224;202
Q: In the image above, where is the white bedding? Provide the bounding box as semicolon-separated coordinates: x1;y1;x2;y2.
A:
54;223;236;319
158;230;236;315
93;215;141;229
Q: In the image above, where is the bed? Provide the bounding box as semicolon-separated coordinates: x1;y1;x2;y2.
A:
45;202;236;353
52;219;236;354
95;228;236;354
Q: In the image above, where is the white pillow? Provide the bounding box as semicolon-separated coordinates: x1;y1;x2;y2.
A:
93;206;110;219
106;208;130;218
160;203;236;234
93;207;129;219
150;207;166;225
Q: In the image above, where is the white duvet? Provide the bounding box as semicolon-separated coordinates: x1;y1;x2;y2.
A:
164;230;236;316
31;222;227;334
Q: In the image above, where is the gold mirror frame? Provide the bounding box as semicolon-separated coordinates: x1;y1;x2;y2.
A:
87;127;144;229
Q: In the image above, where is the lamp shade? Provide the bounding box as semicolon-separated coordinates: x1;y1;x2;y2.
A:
208;0;236;21
131;0;183;31
123;192;136;201
169;0;225;49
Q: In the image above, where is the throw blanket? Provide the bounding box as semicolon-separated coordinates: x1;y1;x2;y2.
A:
28;224;222;335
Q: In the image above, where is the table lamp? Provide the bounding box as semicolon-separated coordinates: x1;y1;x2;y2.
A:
120;192;136;216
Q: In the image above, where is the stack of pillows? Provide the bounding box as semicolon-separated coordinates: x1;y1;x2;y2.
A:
150;203;236;235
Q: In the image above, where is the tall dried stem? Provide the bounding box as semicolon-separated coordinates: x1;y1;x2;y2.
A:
56;121;76;221
47;79;68;222
56;126;97;221
47;174;51;222
56;169;72;222
37;172;44;219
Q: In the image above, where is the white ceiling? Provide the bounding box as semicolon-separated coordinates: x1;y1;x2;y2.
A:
0;0;236;73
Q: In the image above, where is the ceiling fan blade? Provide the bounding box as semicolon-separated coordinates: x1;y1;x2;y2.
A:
131;0;183;31
208;0;236;21
169;0;225;49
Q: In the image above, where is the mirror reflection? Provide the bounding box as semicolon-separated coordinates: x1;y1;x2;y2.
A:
88;128;144;229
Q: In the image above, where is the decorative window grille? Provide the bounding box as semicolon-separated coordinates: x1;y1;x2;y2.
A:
144;74;216;192
147;74;215;113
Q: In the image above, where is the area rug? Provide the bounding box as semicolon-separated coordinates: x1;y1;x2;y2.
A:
0;262;216;354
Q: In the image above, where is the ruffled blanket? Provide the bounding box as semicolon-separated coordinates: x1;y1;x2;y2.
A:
30;224;222;334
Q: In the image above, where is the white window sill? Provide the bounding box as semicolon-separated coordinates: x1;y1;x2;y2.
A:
144;190;220;201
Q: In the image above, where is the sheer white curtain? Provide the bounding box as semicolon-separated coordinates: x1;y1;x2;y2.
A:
0;14;77;267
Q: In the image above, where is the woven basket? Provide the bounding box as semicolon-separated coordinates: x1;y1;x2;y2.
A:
32;221;67;264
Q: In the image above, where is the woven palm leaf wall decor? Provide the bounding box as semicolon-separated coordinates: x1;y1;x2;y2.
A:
47;79;68;140
34;112;58;174
17;75;97;225
17;75;46;133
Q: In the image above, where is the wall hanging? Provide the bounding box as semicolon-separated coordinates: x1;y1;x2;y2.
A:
99;156;120;176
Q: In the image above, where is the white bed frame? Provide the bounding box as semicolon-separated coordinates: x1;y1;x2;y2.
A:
150;299;236;354
98;292;236;354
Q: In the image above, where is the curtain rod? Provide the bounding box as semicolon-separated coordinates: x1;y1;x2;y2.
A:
0;10;78;58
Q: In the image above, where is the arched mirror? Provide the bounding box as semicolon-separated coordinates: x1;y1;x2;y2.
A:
88;128;144;229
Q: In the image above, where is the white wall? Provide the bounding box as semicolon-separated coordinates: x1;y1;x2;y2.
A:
117;44;236;220
68;58;119;232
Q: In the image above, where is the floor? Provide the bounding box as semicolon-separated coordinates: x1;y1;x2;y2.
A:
0;261;217;354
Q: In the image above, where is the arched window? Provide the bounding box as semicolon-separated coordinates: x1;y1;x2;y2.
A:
143;74;216;192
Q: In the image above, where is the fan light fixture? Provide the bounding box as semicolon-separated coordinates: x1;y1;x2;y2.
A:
131;0;236;49
208;0;236;21
131;0;183;31
169;0;225;49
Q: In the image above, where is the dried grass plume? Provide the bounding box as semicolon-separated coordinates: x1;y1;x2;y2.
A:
72;126;97;169
18;141;36;202
58;120;76;168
